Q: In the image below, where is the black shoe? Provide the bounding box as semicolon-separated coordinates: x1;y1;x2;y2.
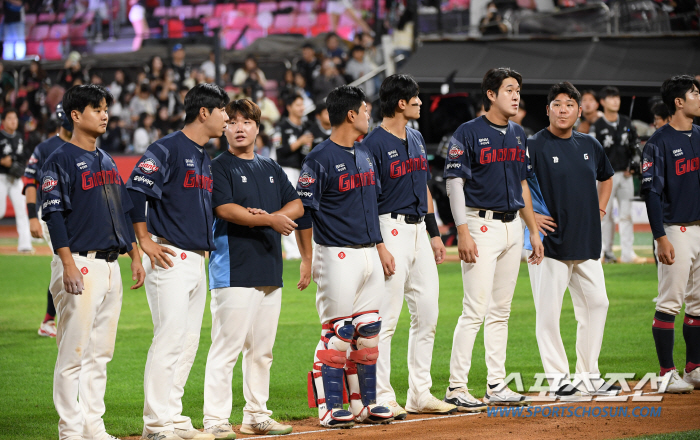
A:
555;384;581;397
594;383;622;396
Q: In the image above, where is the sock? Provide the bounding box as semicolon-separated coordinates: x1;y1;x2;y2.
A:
684;313;700;372
652;311;675;373
46;288;56;320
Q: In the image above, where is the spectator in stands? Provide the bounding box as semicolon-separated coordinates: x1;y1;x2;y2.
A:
170;43;190;88
100;116;127;152
90;73;103;85
575;89;603;134
3;0;26;60
345;45;377;97
153;105;173;137
254;132;272;158
296;43;321;92
313;59;346;102
324;33;347;66
201;50;226;84
361;32;383;65
129;83;158;125
317;0;373;35
107;69;134;101
21;60;48;121
651;101;671;130
147;55;165;82
241;79;279;136
305;100;331;150
88;0;108;42
479;2;508;35
510;99;534;136
15;98;36;135
57;52;90;89
0;62;14;96
233;54;267;89
132;111;158;154
129;0;149;51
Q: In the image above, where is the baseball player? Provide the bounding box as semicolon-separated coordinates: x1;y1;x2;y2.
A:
641;74;700;393
593;86;642;264
203;99;302;438
525;82;618;398
363;74;456;418
40;84;145;440
24;106;73;338
127;83;229;440
295;85;393;428
0;107;33;253
443;68;543;408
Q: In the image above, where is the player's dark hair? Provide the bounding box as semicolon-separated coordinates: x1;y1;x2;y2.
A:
45;118;60;134
184;83;229;125
327;85;366;127
62;84;114;118
547;82;581;106
350;45;365;56
2;107;17;120
581;89;597;99
226;98;261;126
661;75;700;116
597;86;620;101
379;74;419;118
481;67;522;111
651;101;670;120
314;100;327;116
284;93;303;108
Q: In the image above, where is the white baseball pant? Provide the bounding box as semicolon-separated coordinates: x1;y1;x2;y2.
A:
449;208;523;388
142;240;207;434
528;257;609;390
203;286;282;427
655;223;700;317
50;254;123;440
376;214;439;407
0;173;32;251
281;167;301;260
601;171;636;262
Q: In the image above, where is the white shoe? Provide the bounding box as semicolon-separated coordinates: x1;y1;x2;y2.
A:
142;431;184;440
406;394;457;415
38;319;56;337
240;419;292;435
204;424;236;440
684;367;700;389
483;384;531;406
379;400;407;420
174;428;215;440
659;370;694;394
444;387;487;412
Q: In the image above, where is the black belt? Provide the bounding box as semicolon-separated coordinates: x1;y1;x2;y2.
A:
78;250;120;262
390;212;424;224
345;243;376;249
479;210;518;223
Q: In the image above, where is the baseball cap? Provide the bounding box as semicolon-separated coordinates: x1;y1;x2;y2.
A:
55;102;73;132
172;43;184;53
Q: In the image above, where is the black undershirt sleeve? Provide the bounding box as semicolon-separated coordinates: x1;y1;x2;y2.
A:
45;211;69;251
644;191;666;240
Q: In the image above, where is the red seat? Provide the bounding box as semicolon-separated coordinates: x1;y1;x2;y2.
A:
279;1;299;11
222;29;241;50
43;41;63;60
272;13;296;30
258;2;278;14
50;23;69;39
29;24;51;40
167;19;185;38
214;3;235;16
172;5;194;19
38;12;55;23
296;12;317;27
236;3;257;16
194;4;214;17
153;6;170;17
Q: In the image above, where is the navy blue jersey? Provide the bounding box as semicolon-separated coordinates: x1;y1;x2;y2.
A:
364;126;431;217
40;143;134;254
443;116;529;212
209;152;299;289
527;129;614;260
641;124;700;223
297;139;382;246
23;135;65;203
126;131;215;251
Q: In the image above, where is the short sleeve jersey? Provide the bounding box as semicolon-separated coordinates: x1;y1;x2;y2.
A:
443;116;529;212
24;135;64;203
273;118;306;169
527;129;614;260
40;143;134;254
364;126;431;217
209;152;299;289
641;124;700;224
296;139;382;246
126;131;215;251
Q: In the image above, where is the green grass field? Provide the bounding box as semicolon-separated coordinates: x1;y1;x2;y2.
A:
0;254;688;439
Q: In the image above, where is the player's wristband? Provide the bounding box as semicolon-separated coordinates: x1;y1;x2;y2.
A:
27;203;38;219
425;213;440;238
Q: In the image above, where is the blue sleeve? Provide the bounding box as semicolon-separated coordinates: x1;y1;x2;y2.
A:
126;142;170;199
128;189;147;223
45;210;69;250
420;133;432;181
296;207;313;230
211;159;234;209
594;139;615;181
296;158;326;211
24;146;42;182
39;160;72;219
645;191;666;239
278;164;300;206
640;141;664;197
125;210;136;244
443;127;472;180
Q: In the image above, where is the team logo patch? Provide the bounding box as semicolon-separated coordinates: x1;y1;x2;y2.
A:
448;145;464;159
241;176;247;183
181;253;187;260
269;176;274;183
185;158;195;167
134;175;154;187
138;158;159;174
553;156;559;163
338;252;346;259
642;159;653;173
391;229;398;236
478;138;490;146
41;176;58;192
673;148;684;157
298;172;316;188
80;267;88;275
480;225;488;233
584;154;589;160
335;163;347;172
681;226;687;233
516;136;522;145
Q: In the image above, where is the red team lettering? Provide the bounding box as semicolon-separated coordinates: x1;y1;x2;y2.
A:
183;169;213;192
479;147;526;165
389;157;428;178
676;157;700;176
339;171;375;192
82;170;121;189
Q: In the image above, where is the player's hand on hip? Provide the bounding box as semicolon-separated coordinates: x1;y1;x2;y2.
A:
130;260;146;289
63;264;84;295
656;236;675;265
528;235;544;265
535;213;557;236
29;218;43;239
431;236;446;264
298;259;311;290
140;237;176;269
377;243;396;276
457;233;478;263
269;214;298;236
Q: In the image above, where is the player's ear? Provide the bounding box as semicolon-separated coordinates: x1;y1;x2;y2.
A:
199;107;210;121
545;104;550;117
347;109;355;124
397;99;407;111
70;109;81;125
577;105;582;118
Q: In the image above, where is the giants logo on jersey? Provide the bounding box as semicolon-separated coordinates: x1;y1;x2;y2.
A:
642;158;653;173
42;176;58;192
479;147;526;165
28;155;38;165
448;145;464;159
339;171;375;192
298;172;316;188
138;158;159;174
676;157;699;176
390;156;428;179
82;169;121;189
183;170;213;192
